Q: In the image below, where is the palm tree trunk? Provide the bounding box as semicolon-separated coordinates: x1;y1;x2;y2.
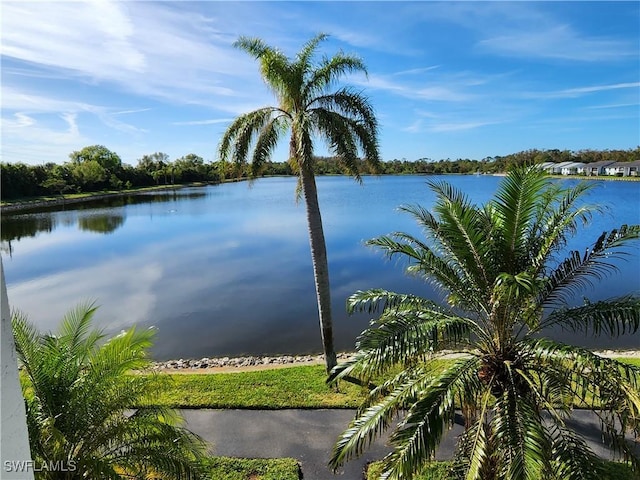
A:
299;165;337;373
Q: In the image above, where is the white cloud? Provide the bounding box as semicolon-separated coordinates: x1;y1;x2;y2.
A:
1;2;252;106
393;66;441;76
172;118;235;126
526;82;640;100
478;24;636;62
429;120;502;133
357;74;474;103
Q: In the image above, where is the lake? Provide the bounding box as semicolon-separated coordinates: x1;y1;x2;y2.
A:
2;175;639;360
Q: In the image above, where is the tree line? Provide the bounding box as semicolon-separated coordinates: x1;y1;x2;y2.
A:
2;144;639;201
0;146;218;200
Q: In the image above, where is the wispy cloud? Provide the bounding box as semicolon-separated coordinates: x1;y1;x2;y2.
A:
172;118;235;126
393;66;440;76
429;120;502;133
114;108;152;115
357;74;475;103
1;111;87;163
1;2;249;106
585;103;639;110
526;82;640;99
478;25;636;61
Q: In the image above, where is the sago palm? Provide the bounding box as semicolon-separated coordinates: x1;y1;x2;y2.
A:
330;167;640;479
12;302;206;479
219;33;380;373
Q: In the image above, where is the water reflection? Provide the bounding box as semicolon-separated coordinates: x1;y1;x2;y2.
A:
78;215;126;234
2;177;638;360
1;215;55;242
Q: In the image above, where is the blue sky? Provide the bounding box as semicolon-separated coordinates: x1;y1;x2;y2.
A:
1;1;639;166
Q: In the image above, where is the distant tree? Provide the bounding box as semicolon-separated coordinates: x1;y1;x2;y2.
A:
69;145;122;174
219;33;381;373
71;160;106;191
175;154;206;182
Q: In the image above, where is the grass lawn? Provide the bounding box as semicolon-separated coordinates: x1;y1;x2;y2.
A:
365;460;637;480
147;357;639;409
201;457;300;480
150;365;366;408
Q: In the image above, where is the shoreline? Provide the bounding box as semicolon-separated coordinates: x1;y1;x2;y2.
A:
0;182;220;214
150;349;640;374
3;174;638;215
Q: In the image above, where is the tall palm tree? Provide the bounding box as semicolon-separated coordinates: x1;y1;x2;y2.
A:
219;34;380;373
330;167;640;479
12;302;206;479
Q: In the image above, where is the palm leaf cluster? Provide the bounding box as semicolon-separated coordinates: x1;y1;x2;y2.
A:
12;303;206;479
330;167;640;479
219;33;380;181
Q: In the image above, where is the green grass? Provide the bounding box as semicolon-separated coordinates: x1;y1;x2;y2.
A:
200;457;300;480
365;460;638;480
149;365;366;409
366;461;451;480
146;357;638;409
620;357;640;367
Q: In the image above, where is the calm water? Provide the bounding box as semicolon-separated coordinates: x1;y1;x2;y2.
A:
2;176;639;360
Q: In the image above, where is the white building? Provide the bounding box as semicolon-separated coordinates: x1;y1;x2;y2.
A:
560;162;585;175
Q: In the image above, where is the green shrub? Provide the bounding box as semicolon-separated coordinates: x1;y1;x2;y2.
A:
200;457;300;480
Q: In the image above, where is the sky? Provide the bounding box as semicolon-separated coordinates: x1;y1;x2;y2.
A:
1;1;639;166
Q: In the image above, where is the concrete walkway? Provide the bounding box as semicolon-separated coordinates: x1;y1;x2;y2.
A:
181;409;638;480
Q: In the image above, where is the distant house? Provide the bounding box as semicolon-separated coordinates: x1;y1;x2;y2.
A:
535;160;638;176
605;163;626;176
560;162;585;175
605;161;640;176
549;161;574;174
536;162;556;174
581;161;615;176
621;160;640;177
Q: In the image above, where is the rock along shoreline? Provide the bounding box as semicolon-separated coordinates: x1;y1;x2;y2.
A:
150;352;353;371
151;349;640;372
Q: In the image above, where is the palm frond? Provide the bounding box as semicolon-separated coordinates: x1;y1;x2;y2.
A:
330;367;430;469
367;230;490;317
330;304;473;384
304;53;367;100
347;288;439;315
218;108;282;173
546;423;605;480
491;391;549;480
377;358;482;480
527;181;597;273
251;114;288;176
539;295;640;336
491;167;549;271
539;225;640;308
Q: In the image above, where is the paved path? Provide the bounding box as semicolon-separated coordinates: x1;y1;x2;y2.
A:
181;409;637;480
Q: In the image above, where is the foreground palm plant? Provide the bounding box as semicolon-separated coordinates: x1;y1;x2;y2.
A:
13;303;206;479
219;33;380;373
330;167;640;479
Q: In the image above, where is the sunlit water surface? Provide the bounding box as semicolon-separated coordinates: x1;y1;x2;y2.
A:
3;176;639;360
